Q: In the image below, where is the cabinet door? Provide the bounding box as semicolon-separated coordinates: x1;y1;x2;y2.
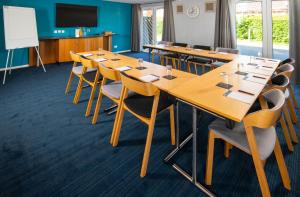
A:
58;39;78;62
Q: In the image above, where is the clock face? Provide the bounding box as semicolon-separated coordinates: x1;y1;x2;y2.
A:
187;6;200;18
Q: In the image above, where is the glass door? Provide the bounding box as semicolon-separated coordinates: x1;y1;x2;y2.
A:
236;0;263;57
141;6;164;50
235;0;289;60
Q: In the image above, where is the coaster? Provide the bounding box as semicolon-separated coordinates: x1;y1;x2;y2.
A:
136;66;147;70
97;54;105;56
235;71;248;76
111;58;120;61
163;75;177;80
256;57;264;60
216;82;233;90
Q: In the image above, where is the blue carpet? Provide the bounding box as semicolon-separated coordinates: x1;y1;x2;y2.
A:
0;52;299;197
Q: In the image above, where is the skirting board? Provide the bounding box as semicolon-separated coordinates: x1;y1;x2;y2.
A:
116;50;131;54
0;64;29;72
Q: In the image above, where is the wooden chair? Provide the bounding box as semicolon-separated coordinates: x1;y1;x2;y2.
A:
151;41;170;65
262;74;298;151
65;51;96;95
205;89;291;197
92;64;122;125
276;64;299;122
73;56;102;117
279;58;295;67
111;73;175;177
186;45;212;74
209;47;240;70
163;42;188;70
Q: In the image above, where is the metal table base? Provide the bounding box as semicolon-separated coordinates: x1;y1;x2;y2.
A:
164;101;216;197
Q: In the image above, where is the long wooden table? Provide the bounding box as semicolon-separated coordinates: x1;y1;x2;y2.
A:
79;49;280;196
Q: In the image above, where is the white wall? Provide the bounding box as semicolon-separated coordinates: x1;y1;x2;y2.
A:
172;0;216;48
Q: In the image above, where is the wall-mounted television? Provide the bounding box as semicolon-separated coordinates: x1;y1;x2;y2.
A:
56;3;98;27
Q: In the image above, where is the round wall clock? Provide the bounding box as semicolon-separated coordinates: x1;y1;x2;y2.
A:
186;6;200;18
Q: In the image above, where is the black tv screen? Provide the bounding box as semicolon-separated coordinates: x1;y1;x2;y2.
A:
56;3;98;27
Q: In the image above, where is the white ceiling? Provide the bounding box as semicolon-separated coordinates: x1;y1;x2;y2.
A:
105;0;164;4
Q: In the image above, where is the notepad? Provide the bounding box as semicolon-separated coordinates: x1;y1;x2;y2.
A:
218;52;228;54
115;66;132;72
194;49;203;51
226;91;254;104
94;58;108;62
139;74;160;83
81;53;93;57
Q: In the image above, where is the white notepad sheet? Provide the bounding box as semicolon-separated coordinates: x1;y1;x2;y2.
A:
244;75;267;85
226;91;254;104
82;53;93;57
139;74;160;83
94;58;108;62
115;66;132;72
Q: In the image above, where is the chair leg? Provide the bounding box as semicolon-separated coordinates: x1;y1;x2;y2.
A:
169;105;175;145
224;142;232;158
205;131;215;185
85;84;97;117
279;115;294;151
246;127;271;197
152;53;155;63
160;56;164;66
274;137;291;190
73;77;84;104
289;85;299;109
65;72;74;94
178;59;181;70
287;97;298;124
195;64;198;75
187;62;191;73
283;104;298;143
140;116;156;178
112;104;125;147
92;90;104;124
171;58;176;69
202;64;205;74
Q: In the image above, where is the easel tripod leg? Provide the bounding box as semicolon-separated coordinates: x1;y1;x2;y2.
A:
9;49;14;75
3;50;11;85
35;46;46;72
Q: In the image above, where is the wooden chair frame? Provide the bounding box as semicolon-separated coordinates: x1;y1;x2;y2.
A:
92;64;121;125
205;89;291;197
111;73;175;177
65;51;82;94
73;57;101;117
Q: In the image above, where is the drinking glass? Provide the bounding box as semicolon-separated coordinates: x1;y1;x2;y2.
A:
166;65;172;76
138;58;144;68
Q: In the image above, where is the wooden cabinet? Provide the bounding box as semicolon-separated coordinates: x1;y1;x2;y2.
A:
29;35;110;66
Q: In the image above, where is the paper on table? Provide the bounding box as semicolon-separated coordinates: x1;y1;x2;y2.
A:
139;74;160;83
226;91;254;104
244;75;267;85
94;58;108;62
115;66;132;72
82;53;93;57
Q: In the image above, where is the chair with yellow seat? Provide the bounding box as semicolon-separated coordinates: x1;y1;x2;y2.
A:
111;73;176;177
65;51;97;95
73;56;102;117
92;64;122;126
205;89;291;197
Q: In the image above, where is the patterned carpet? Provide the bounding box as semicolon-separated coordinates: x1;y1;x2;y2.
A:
0;52;299;197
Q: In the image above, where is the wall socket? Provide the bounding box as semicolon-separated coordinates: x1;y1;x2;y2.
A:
114;45;118;49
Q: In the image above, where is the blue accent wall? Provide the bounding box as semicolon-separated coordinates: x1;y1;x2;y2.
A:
0;0;132;68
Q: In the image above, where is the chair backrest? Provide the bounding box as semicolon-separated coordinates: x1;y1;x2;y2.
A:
271;74;290;91
193;45;211;50
70;51;81;62
276;63;294;79
120;73;159;97
279;58;295;66
99;64;121;81
216;47;239;54
243;89;285;129
172;42;188;47
80;56;96;69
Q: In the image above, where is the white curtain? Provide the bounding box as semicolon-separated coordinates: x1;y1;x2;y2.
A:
289;0;300;84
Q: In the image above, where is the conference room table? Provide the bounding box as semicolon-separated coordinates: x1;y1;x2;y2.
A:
79;49;280;197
